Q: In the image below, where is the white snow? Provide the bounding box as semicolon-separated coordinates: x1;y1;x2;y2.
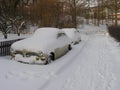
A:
11;28;59;53
0;24;120;90
0;33;31;42
61;28;76;39
61;28;81;44
11;27;71;53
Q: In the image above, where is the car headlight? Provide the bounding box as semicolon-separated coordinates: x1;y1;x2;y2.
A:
41;56;46;61
36;56;46;61
40;54;43;57
36;56;40;61
10;48;15;58
26;54;30;57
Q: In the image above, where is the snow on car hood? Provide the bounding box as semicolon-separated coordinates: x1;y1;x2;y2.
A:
11;28;71;53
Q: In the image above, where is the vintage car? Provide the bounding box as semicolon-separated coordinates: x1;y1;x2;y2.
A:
10;28;72;65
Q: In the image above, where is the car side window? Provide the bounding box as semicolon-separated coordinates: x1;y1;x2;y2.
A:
57;32;66;38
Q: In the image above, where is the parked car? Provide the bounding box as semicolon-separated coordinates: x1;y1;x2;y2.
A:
10;28;72;65
62;28;81;45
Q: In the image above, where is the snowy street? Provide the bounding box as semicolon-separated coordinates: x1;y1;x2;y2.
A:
0;25;120;90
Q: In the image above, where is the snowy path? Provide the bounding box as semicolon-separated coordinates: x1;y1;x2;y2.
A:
40;34;117;90
0;26;120;90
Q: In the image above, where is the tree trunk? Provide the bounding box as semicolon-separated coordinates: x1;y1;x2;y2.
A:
114;0;118;26
73;0;77;28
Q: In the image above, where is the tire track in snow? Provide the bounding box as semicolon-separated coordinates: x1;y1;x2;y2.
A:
39;34;116;90
39;35;90;90
60;35;116;90
55;37;90;75
94;36;116;90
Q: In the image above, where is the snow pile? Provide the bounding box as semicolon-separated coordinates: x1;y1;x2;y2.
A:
11;27;71;53
11;28;59;53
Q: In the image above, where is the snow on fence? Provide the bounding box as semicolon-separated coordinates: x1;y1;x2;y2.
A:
0;39;23;56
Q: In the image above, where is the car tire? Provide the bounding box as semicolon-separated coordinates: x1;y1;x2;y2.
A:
68;44;72;50
50;52;55;61
44;61;49;65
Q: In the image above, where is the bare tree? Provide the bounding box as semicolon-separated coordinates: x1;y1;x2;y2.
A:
107;0;120;26
62;0;87;28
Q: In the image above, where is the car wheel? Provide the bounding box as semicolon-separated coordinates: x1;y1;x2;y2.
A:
68;44;72;50
50;52;55;61
44;61;49;65
45;58;51;65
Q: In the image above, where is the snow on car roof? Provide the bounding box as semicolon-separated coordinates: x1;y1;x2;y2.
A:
11;28;60;53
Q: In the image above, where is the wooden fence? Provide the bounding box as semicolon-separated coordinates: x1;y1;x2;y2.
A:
0;39;23;56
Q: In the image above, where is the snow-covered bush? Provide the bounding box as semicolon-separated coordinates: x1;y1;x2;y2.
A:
108;25;120;42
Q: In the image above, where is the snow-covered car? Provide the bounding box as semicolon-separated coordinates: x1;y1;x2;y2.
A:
62;28;81;45
10;28;72;65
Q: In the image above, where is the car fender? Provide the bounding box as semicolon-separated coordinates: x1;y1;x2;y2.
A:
54;45;69;59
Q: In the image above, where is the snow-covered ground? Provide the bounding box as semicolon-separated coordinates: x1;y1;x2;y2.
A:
0;24;120;90
0;33;31;42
